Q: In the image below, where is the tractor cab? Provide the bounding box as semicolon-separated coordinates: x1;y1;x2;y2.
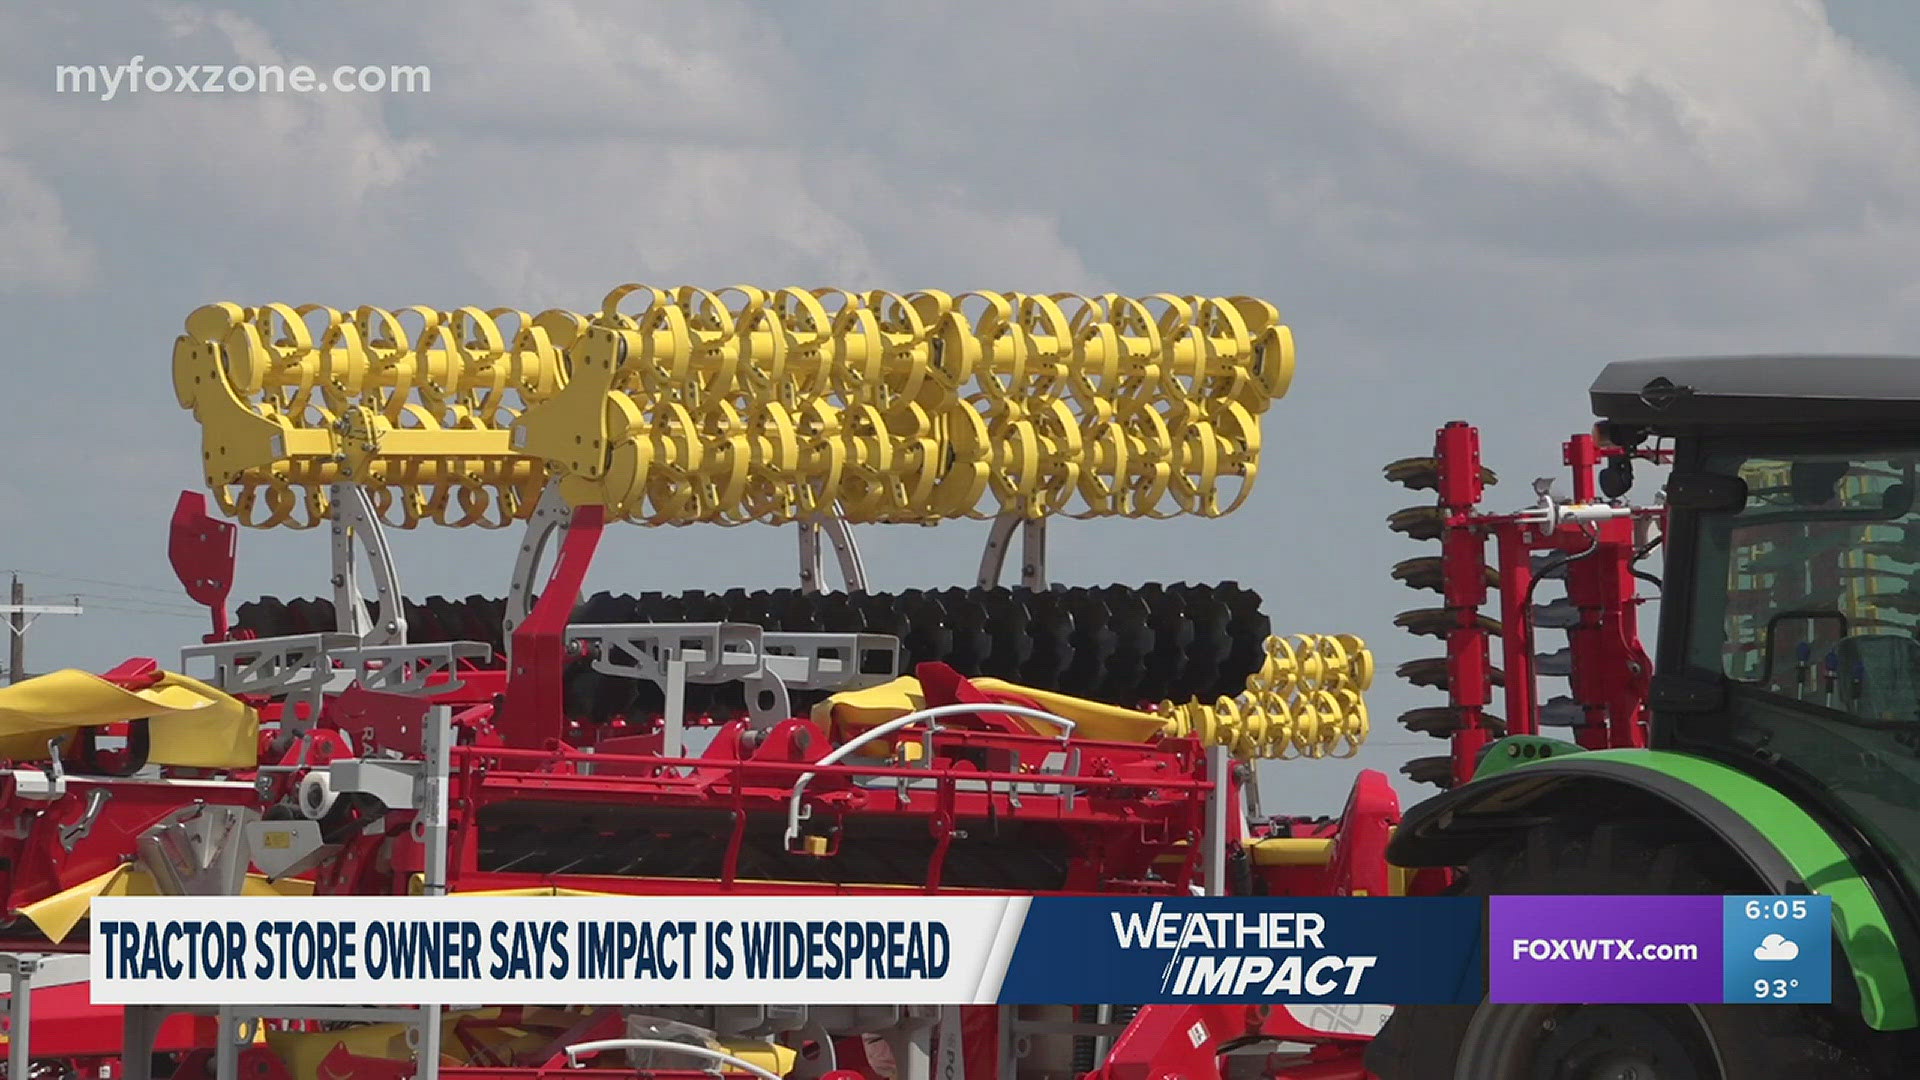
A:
1594;355;1920;906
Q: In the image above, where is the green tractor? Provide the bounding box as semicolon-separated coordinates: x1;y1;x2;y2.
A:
1368;356;1920;1079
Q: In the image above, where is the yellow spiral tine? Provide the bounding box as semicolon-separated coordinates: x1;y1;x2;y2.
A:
1257;635;1300;695
1324;635;1367;688
1251;692;1290;759
1234;695;1271;759
1208;695;1245;755
1283;690;1322;759
1315;636;1351;686
1329;690;1369;759
1289;634;1327;687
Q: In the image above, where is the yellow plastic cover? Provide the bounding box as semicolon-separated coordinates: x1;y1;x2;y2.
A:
262;1007;581;1075
20;867;310;942
0;668;257;769
808;675;927;733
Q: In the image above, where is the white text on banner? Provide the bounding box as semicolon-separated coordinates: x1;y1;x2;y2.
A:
90;895;1033;1006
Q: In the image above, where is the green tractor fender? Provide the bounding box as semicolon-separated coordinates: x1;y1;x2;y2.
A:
1388;737;1918;1033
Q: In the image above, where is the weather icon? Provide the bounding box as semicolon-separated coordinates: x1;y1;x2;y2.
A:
1755;934;1801;962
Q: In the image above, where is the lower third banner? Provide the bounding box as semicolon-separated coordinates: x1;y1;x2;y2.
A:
90;895;1485;1006
997;897;1483;1005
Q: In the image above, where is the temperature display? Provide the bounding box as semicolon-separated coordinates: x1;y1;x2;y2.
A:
1724;895;1830;1004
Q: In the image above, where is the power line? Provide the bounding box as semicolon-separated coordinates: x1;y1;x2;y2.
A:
65;592;207;616
78;603;206;621
1;575;83;684
0;567;192;600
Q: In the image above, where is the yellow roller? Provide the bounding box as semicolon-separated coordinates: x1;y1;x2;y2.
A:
805;633;1372;764
173;302;557;527
1159;634;1374;760
175;286;1294;529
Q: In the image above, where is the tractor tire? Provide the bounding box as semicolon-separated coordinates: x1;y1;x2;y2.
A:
1364;821;1879;1080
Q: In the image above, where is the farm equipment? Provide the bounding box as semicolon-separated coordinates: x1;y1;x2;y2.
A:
1368;356;1920;1078
0;286;1399;1079
12;281;1909;1079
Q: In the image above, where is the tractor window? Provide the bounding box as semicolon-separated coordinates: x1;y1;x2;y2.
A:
1684;446;1920;899
1688;450;1920;703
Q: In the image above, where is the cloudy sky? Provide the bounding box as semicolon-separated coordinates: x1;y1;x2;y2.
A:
3;0;1918;813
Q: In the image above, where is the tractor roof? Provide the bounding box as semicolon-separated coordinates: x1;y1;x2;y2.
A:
1590;354;1920;434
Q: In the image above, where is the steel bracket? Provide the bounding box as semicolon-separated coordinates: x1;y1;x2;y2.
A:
977;513;1047;590
136;803;258;896
182;635;489;735
799;509;868;594
329;481;406;645
503;480;575;662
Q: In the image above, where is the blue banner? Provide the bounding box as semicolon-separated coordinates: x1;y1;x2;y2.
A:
996;897;1485;1005
99;893;1825;1007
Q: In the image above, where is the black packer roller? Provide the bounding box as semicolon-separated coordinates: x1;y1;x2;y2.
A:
232;583;1274;723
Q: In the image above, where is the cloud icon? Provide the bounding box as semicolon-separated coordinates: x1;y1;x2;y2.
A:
1755;934;1800;961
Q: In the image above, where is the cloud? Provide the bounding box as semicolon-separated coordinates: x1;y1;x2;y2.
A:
397;1;1099;302
6;0;1920;813
0;1;1098;309
0;154;97;293
393;0;799;142
1755;933;1801;962
6;3;430;232
1231;0;1920;377
1253;0;1920;228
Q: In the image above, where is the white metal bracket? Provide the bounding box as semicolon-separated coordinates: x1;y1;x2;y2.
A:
977;513;1047;590
799;508;869;594
501;480;579;668
330;482;406;645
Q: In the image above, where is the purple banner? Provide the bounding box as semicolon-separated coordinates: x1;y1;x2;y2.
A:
1489;895;1725;1003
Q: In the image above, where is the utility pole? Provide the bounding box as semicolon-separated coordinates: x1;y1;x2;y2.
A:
1;575;83;683
6;576;19;685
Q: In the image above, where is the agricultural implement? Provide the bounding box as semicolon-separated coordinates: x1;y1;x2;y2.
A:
6;281;1907;1079
0;286;1397;1079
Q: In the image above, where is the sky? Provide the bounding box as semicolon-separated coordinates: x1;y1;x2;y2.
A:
4;0;1920;814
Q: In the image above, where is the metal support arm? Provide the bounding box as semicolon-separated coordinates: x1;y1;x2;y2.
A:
799;510;869;594
330;482;405;645
977;513;1047;590
503;480;575;659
